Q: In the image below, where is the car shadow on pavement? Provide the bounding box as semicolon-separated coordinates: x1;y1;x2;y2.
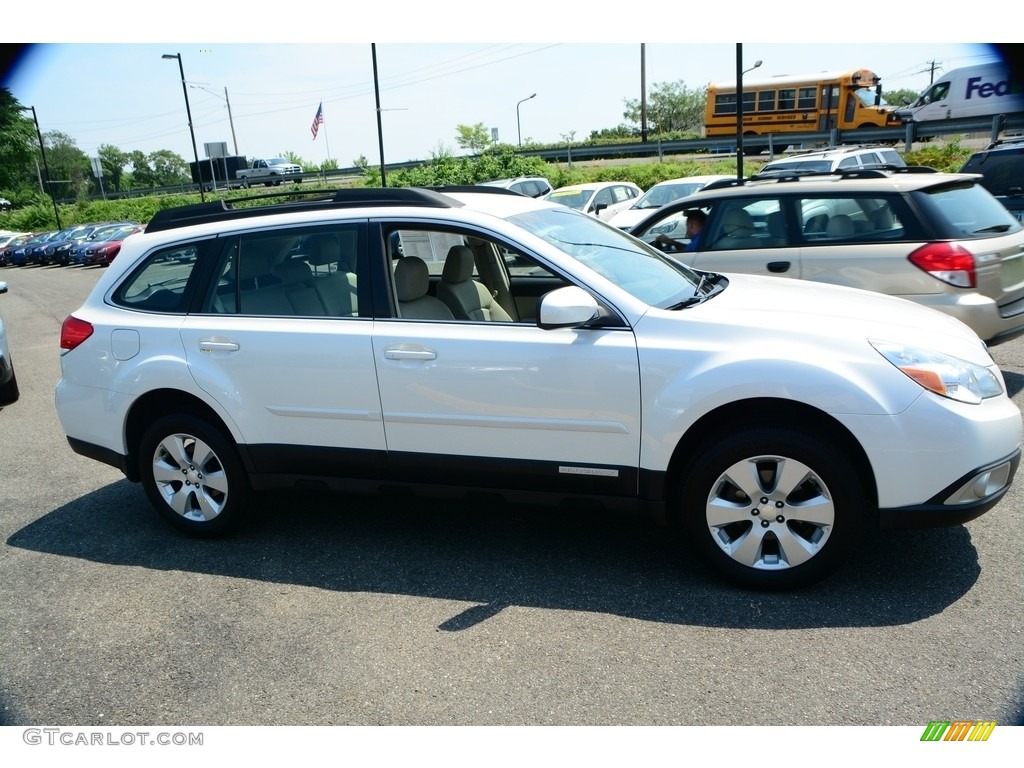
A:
1001;369;1024;397
7;478;981;632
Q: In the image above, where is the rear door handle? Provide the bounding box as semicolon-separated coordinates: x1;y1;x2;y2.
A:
767;261;791;273
199;338;240;352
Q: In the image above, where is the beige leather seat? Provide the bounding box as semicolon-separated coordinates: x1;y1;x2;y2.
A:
394;257;455;320
436;246;513;322
765;211;787;245
713;208;759;249
870;205;896;231
306;233;358;316
825;214;855;239
273;258;326;316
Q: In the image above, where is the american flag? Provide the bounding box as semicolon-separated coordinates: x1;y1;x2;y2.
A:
311;102;324;140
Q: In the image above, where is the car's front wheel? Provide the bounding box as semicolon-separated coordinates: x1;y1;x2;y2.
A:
0;369;19;406
677;425;865;590
139;414;248;536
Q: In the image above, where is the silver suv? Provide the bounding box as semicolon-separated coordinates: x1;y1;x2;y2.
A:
629;167;1024;345
757;145;907;176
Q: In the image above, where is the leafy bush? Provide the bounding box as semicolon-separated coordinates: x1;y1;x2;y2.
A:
902;139;971;172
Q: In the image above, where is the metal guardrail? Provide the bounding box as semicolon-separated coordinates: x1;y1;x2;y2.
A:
57;114;1024;203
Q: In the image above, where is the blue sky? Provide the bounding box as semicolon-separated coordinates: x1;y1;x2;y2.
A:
0;9;1011;168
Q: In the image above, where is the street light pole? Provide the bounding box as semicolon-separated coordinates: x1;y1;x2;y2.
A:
162;52;205;202
21;106;61;229
735;45;762;181
371;43;387;188
516;93;536;147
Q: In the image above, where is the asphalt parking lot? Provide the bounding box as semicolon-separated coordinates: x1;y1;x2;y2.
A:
1;262;1022;728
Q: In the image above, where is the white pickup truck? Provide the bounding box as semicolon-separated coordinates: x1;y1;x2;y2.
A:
235;157;302;187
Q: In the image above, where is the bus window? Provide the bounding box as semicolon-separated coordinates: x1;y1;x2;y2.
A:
797;87;817;110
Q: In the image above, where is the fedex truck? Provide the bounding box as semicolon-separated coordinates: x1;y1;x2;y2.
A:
895;62;1023;122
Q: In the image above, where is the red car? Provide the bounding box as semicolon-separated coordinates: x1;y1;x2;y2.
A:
81;225;143;266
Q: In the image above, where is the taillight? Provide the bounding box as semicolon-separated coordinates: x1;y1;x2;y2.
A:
60;315;94;351
907;243;976;288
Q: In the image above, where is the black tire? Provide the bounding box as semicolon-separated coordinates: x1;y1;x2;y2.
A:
0;370;19;406
138;413;249;537
677;425;864;590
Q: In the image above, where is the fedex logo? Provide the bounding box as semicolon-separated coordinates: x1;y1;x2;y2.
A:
965;76;1016;100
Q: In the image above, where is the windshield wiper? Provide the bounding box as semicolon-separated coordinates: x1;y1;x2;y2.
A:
974;224;1012;233
665;272;720;310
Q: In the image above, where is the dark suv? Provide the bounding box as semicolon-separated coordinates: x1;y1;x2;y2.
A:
960;138;1024;222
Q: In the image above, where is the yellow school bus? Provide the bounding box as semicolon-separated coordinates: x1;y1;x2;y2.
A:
705;68;902;148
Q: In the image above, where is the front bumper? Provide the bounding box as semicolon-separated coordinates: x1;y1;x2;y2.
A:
879;449;1020;529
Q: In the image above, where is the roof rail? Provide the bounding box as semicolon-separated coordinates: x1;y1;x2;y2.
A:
700;177;746;191
145;187;465;233
428;185;524;196
749;165;938;183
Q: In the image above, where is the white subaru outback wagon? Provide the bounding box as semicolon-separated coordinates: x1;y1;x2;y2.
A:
55;187;1022;590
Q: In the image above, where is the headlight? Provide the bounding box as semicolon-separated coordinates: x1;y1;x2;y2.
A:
870;340;1003;404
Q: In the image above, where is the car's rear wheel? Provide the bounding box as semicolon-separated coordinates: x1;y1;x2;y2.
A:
677;425;864;590
139;414;248;536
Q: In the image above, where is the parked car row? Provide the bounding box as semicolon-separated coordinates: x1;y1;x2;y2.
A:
0;222;141;268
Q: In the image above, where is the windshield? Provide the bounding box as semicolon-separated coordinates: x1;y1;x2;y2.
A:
508;207;705;307
545;189;594;211
853;87;890;108
762;159;832;174
634;183;705;209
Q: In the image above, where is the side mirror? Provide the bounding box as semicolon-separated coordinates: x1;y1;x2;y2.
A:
537;286;601;329
0;282;8;295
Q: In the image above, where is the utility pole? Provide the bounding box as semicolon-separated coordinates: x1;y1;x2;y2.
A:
640;43;648;143
224;88;239;156
21;106;62;228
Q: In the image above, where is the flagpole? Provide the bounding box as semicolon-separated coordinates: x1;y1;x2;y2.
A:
321;98;331;165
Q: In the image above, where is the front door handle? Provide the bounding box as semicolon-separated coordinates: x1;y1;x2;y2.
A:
384;347;437;361
199;338;240;352
767;261;791;273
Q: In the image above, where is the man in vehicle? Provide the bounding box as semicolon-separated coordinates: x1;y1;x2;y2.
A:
655;209;706;251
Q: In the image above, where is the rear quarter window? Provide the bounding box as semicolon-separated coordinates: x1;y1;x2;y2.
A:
111;243;204;312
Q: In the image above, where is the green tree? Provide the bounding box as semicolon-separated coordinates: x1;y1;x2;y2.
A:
589;125;640;142
0;87;38;194
42;129;91;200
623;81;707;135
149;150;190;186
455;123;493;155
127;150;157;189
97;144;130;192
884;88;920;108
